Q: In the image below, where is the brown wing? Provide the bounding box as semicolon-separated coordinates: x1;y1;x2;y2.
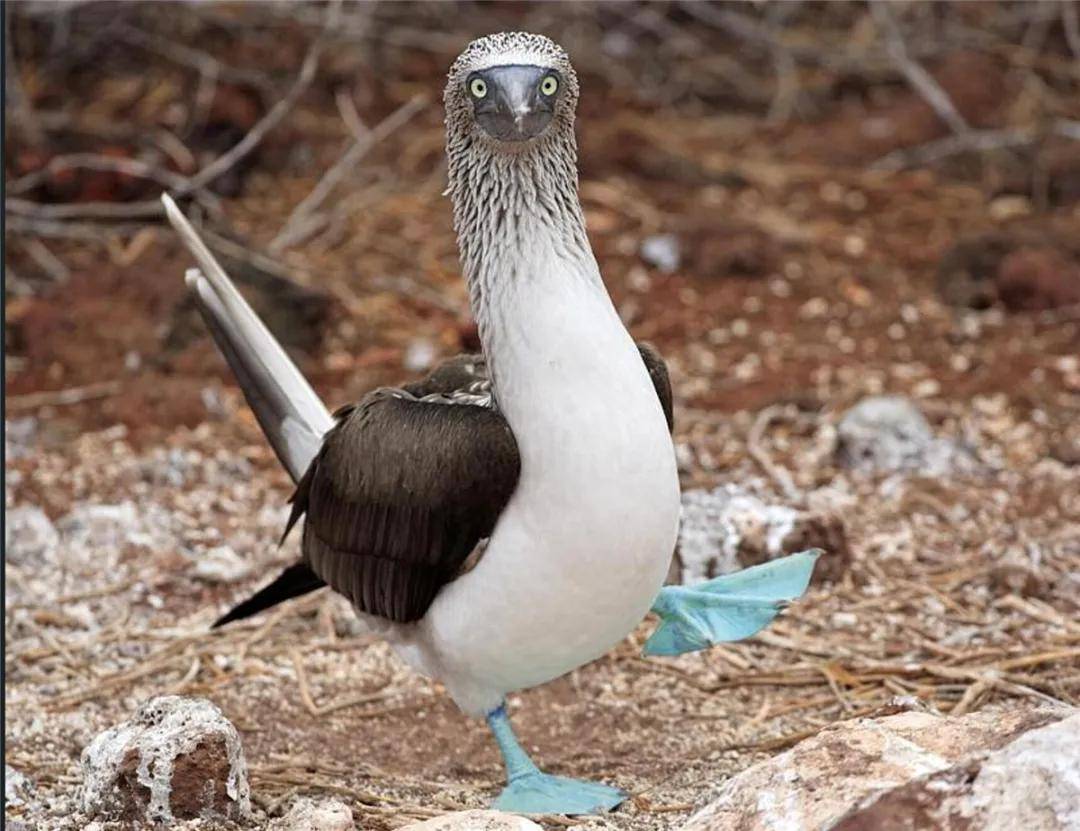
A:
637;342;674;432
286;379;519;623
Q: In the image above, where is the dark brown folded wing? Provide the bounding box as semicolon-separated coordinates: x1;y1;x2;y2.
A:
637;342;674;431
286;385;519;623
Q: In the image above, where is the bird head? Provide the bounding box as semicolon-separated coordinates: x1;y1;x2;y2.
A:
445;32;579;149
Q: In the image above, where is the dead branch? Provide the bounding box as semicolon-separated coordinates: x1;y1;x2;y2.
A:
8;153;222;209
21;238;71;283
870;1;969;135
269;94;428;253
873;127;1033;171
747;404;801;503
180;2;340;196
1065;3;1080;61
7;381;122;411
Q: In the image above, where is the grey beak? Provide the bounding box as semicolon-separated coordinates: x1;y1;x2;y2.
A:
471;65;557;142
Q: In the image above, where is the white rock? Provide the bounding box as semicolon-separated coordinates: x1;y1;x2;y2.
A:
676;485;848;583
405;339;438;373
5;764;34;807
640;233;681;273
970;713;1080;831
4;505;59;565
836;396;972;476
4;417;38;459
192;545;251;584
272;796;354;831
680;706;1069;831
57;502;142;550
399;810;543;831
81;695;250;824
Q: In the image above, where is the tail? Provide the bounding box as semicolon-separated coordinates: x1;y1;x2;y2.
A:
644;549;820;657
162;194;332;624
162;194;333;482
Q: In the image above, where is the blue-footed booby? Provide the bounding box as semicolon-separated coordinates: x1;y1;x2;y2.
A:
164;31;817;816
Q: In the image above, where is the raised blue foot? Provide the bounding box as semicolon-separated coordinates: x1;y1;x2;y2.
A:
644;549;820;656
486;704;626;815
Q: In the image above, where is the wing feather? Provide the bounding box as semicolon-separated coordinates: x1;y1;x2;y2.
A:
293;388;520;623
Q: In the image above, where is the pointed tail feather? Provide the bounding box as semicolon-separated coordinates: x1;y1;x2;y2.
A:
212;563;326;628
162;194;334;626
644;549;820;657
162;193;333;482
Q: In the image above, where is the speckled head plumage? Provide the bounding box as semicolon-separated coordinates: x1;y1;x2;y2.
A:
445;32;579;150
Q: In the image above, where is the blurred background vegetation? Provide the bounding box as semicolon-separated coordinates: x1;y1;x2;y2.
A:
5;1;1079;443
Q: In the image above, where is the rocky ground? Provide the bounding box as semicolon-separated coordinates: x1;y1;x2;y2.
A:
5;2;1080;829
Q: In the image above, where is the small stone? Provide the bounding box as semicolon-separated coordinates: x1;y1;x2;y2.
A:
4;505;59;565
399;810;543;831
836;396;971;476
4;417;38;459
640;233;681;273
192;545;251;584
82;695;250;825
57;503;142;550
1049;436;1080;466
988;194;1033;221
272;797;354;831
5;764;34;807
404;339;438;373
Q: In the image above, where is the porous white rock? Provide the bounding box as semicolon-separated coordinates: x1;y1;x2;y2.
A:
81;695;250;824
675;485;848;584
836;395;972;475
399;810;543;831
57;502;143;550
5;764;34;807
640;233;681;273
4;505;59;565
272;796;355;830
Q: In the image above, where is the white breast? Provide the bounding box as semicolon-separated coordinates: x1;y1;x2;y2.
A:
411;249;681;715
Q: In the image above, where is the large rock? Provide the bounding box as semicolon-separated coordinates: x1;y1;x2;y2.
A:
679;705;1072;831
836;396;971;476
675;485;849;584
831;713;1080;830
936;232;1080;311
399;810;542;831
81;696;250;825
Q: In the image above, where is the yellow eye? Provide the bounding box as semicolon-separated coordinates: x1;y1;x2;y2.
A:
540;76;558;96
470;78;487;98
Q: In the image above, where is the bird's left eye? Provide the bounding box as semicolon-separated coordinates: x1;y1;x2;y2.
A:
540;76;558;96
470;78;488;98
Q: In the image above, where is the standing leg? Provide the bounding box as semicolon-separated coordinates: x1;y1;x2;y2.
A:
486;703;626;815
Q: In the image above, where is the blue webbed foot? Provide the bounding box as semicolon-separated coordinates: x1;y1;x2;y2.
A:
644;549;820;657
485;704;626;815
494;772;626;815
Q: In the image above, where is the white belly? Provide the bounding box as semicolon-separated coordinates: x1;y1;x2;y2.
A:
406;275;681;715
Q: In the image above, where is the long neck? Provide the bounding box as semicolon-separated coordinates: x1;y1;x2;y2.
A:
447;130;599;366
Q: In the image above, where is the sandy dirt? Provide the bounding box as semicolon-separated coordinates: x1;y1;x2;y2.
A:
5;3;1080;829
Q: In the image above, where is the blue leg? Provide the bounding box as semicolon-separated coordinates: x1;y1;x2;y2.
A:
644;549;820;657
486;704;626;815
